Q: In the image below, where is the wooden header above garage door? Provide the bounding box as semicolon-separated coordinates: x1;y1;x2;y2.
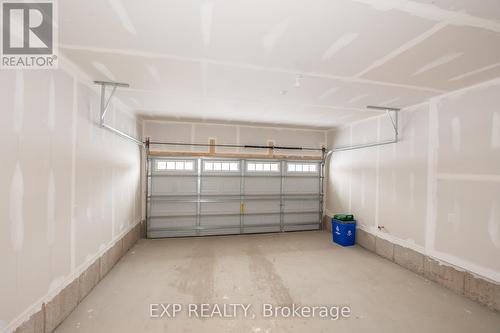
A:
147;139;324;160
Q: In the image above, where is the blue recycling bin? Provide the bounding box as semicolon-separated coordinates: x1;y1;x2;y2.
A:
332;219;356;246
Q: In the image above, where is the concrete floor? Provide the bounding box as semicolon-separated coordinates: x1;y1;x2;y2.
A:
55;231;500;333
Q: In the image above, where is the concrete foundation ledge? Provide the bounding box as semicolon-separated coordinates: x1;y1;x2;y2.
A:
354;227;500;313
464;273;500;312
44;280;79;333
78;258;101;302
321;215;332;232
356;229;376;252
423;257;465;295
374;237;394;261
13;306;44;333
13;222;143;333
394;244;424;275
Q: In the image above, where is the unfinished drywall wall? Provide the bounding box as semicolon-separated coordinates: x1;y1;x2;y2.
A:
143;120;327;156
0;64;142;332
326;78;500;283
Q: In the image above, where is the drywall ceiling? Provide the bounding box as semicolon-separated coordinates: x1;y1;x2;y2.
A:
60;0;500;129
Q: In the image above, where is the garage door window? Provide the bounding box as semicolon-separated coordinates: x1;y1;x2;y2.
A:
247;162;279;172
287;163;317;173
156;160;194;171
204;161;239;172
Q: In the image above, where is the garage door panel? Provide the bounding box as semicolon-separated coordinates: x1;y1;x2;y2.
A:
243;208;281;233
283;199;320;213
199;228;240;236
284;212;319;224
244;200;280;213
243;214;280;226
283;177;320;194
283;224;319;231
149;216;197;229
201;177;240;195
244;178;281;195
201;201;240;214
150;200;197;216
243;225;281;233
150;177;197;195
200;216;240;227
150;229;197;238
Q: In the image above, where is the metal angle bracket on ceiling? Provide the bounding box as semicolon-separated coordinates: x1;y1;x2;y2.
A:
325;105;400;159
94;80;144;147
367;105;399;137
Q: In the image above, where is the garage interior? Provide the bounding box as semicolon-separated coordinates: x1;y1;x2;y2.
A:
1;0;500;332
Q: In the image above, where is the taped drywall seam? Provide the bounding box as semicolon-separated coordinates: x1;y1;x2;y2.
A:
60;44;445;94
374;116;381;228
3;220;142;333
47;171;55;247
48;75;55;131
488;203;500;249
262;18;290;53
409;172;415;210
436;173;500;182
47;74;56;248
11;70;24;254
13;71;24;133
10;162;24;253
355;22;448;78
492;112;500;149
143;117;330;133
425;100;438;254
108;0;137;35
236;126;240;149
413;52;464;76
322;32;359;61
201;60;208;98
449;62;500;82
348;125;353;212
450;116;461;152
10;71;25;327
402;76;500;112
350;0;500;33
111;169;116;238
391;136;397;204
70;78;78;271
190;124;196;152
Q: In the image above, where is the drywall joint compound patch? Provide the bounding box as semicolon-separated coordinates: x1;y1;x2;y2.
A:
492;112;500;149
1;0;58;69
10;161;24;252
488;203;500;248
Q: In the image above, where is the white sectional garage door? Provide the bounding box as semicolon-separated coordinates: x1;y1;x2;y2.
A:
147;157;323;238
